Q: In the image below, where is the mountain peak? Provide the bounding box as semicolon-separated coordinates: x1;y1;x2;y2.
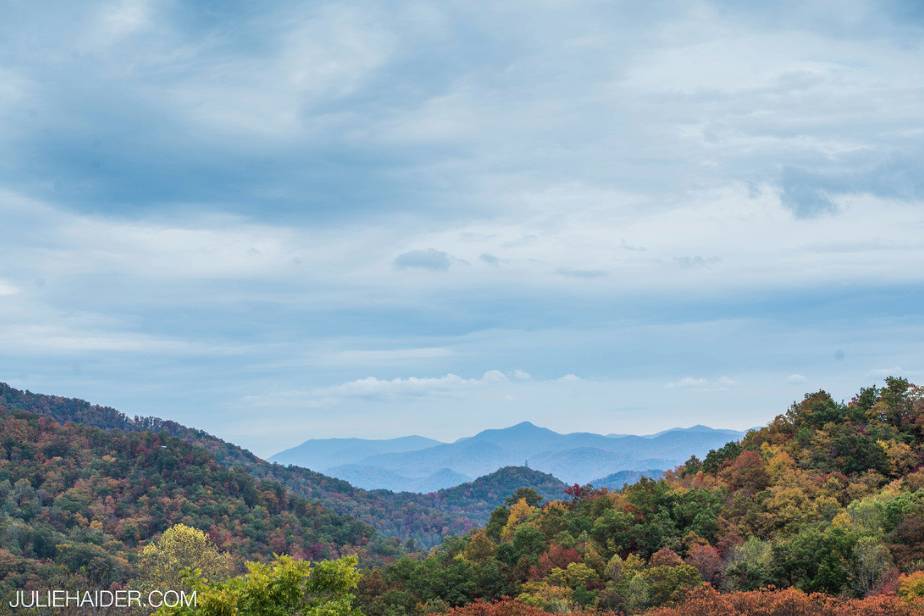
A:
466;420;560;442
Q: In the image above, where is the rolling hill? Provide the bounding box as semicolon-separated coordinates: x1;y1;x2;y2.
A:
0;383;571;548
357;378;924;615
0;404;380;595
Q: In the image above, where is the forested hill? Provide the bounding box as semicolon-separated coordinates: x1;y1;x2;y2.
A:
0;383;567;548
0;405;380;596
356;378;924;615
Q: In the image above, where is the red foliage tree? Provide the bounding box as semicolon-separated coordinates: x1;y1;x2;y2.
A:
530;543;583;579
686;543;723;585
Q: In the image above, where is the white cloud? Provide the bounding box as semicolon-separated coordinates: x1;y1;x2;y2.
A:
866;367;920;378
0;280;18;296
786;374;808;384
1;2;922;452
246;369;546;410
0;323;229;355
667;376;736;391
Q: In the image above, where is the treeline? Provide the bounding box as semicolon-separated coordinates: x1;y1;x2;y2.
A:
354;378;924;614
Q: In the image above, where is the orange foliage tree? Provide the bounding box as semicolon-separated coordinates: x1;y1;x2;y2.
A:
644;585;924;616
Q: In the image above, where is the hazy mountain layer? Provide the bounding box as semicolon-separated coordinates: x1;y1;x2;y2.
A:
273;421;745;489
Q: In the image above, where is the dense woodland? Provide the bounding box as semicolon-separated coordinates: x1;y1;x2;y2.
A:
2;379;924;614
0;408;381;599
0;383;564;549
0;383;562;604
354;378;924;614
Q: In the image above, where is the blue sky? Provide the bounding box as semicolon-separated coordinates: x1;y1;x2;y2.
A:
1;1;923;456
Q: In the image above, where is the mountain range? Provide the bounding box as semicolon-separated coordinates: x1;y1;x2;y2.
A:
271;422;745;491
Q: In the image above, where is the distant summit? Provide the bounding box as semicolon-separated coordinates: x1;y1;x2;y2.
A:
271;421;745;491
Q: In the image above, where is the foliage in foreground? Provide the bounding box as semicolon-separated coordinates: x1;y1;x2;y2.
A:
645;584;923;616
444;598;608;615
155;554;362;616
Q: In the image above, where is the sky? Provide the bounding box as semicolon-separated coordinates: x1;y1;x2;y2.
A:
1;0;923;457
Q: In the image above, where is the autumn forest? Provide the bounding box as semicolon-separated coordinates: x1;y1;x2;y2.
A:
1;379;924;614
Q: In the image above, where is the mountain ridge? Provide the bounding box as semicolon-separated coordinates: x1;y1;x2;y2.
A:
272;421;746;489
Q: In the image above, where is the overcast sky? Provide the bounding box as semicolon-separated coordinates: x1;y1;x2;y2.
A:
1;1;923;456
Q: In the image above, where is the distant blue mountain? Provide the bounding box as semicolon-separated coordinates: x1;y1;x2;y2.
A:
271;422;745;491
325;464;470;493
271;435;442;471
590;469;665;490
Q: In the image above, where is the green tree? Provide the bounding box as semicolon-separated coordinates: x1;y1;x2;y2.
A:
724;537;772;591
159;555;362;616
850;536;894;597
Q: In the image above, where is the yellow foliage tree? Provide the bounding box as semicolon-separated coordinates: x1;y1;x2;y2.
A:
501;497;536;541
138;524;234;592
462;529;496;564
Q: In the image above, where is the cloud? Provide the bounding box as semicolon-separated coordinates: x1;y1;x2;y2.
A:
0;323;229;355
674;256;721;268
780;167;844;218
866;366;920;378
0;2;922;452
394;248;453;271
786;374;808;384
0;280;18;296
245;369;537;409
667;376;736;391
323;373;485;399
557;268;608;279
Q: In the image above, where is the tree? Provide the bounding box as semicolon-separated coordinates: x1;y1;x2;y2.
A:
463;530;496;564
898;571;924;602
502;499;537;541
850;536;894;597
869;377;914;428
138;524;234;591
686;543;723;586
722;451;769;493
724;538;772;591
770;526;856;594
158;555;362;616
506;488;543;508
645;585;922;616
786;390;843;430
